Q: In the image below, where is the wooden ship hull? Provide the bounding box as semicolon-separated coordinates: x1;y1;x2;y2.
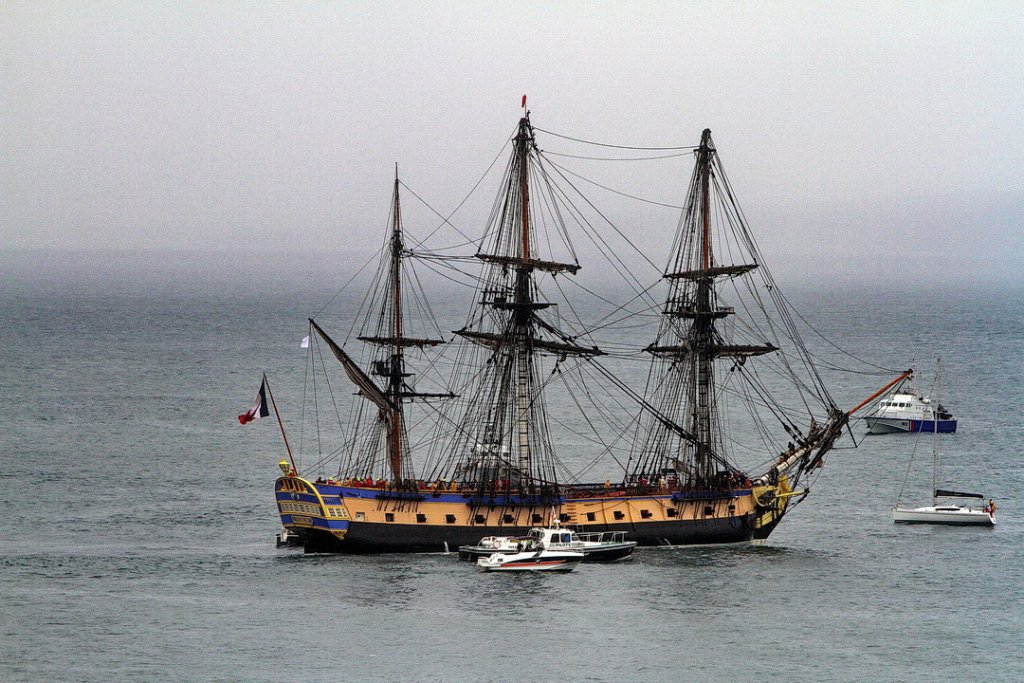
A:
275;476;802;553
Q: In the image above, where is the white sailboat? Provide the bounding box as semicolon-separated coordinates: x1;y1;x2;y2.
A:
892;359;995;526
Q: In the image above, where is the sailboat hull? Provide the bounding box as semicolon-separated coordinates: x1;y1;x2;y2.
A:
276;477;762;553
892;506;994;526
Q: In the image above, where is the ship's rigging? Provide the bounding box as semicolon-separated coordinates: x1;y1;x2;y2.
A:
305;168;455;485
295;114;900;512
429;114;605;500
628;128;841;495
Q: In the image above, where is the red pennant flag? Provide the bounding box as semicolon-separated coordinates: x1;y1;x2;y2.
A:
521;94;527;109
239;378;270;424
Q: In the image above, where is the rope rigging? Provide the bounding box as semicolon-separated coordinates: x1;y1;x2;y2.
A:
289;119;889;496
532;126;700;151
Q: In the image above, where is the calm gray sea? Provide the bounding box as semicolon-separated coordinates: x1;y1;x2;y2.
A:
2;253;1022;683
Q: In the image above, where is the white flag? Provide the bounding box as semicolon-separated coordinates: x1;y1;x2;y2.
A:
300;335;309;348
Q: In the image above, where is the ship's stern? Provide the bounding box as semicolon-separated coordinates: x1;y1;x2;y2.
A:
274;473;350;552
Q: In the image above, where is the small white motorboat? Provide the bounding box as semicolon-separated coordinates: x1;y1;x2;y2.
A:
275;527;302;548
475;538;584;572
460;521;636;563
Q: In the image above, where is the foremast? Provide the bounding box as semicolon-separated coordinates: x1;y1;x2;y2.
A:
636;129;847;504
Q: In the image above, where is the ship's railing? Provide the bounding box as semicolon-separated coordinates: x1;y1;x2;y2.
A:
317;477;751;504
465;494;566;507
573;530;629;544
670;490;742;502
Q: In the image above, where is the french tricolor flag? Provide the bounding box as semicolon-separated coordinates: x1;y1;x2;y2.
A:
238;378;270;425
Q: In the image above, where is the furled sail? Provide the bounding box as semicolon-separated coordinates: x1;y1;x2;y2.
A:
475;253;581;275
934;489;984;499
664;264;758;280
310;319;392;411
455;330;602;356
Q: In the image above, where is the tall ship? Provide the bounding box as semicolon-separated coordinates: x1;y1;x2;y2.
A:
261;112;894;553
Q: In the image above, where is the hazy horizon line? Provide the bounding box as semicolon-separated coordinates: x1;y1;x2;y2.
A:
3;246;1021;294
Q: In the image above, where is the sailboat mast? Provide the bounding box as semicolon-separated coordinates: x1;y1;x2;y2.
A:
388;169;405;483
515;116;533;477
932;359;940;502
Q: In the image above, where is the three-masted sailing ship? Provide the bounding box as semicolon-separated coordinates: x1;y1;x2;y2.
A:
265;112;888;553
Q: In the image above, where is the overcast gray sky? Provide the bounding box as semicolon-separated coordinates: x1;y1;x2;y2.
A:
3;2;1022;285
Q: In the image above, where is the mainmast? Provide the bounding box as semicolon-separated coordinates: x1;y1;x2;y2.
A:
694;129;716;481
452;112;601;492
514;116;534;477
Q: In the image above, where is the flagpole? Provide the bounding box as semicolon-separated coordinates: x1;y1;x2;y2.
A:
263;373;297;475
